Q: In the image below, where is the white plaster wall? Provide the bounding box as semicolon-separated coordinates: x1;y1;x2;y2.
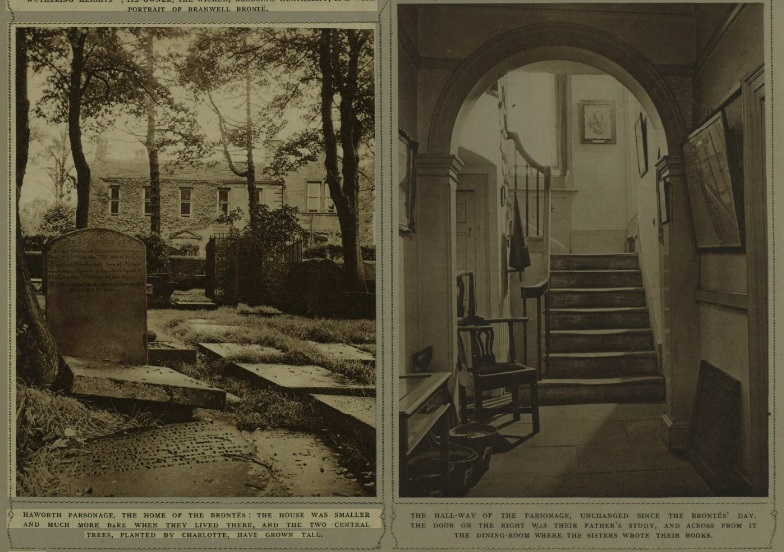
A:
569;75;631;253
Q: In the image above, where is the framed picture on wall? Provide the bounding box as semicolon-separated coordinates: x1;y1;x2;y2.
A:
635;113;649;176
580;100;616;144
683;110;744;250
399;129;418;234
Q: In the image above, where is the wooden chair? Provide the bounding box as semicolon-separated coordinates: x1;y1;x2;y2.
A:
457;319;540;433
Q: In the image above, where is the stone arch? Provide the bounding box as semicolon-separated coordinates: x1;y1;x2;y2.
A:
427;23;687;156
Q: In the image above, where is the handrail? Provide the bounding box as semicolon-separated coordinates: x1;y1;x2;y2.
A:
498;81;553;378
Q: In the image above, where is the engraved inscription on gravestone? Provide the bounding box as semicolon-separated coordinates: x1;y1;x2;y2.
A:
44;228;148;364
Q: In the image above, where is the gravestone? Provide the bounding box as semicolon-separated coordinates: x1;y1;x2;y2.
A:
44;229;147;364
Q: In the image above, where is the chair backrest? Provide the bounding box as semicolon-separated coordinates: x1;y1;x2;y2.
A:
469;327;497;368
457;326;497;372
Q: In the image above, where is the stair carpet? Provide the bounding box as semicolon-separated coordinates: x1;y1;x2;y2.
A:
536;254;664;405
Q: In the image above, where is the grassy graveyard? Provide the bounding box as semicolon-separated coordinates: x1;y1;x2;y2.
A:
17;301;376;497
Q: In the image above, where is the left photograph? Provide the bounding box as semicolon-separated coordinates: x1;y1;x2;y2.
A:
13;26;376;498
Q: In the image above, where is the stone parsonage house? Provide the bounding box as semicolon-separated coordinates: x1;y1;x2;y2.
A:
88;148;374;254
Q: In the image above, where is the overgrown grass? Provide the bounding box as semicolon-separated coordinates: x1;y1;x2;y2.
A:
159;310;376;385
16;383;157;496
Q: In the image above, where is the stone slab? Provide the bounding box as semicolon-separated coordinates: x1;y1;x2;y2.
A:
148;342;197;366
306;341;375;365
234;363;373;396
198;342;284;362
311;394;376;430
171;299;218;311
60;421;287;497
250;429;367;497
64;356;226;410
44;229;147;364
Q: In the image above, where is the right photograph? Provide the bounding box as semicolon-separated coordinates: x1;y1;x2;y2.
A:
397;3;768;499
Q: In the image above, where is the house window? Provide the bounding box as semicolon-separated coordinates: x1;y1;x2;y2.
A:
218;188;230;216
180;188;192;217
252;187;263;206
307;180;335;213
143;186;152;216
307;181;321;212
109;185;120;215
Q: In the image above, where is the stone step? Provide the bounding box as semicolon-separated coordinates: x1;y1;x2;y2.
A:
522;376;665;405
551;254;639;270
548;287;646;308
546;351;659;378
551;269;642;288
63;356;226;410
231;362;374;397
549;307;651;330
549;329;655;353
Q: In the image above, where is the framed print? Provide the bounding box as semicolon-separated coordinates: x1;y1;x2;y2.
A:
580;100;616;143
683;110;743;250
635;112;648;176
399;128;418;233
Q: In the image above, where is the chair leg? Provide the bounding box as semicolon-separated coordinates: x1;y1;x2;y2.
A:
510;384;521;422
530;380;540;434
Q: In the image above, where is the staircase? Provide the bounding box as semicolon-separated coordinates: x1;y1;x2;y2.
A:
537;253;665;405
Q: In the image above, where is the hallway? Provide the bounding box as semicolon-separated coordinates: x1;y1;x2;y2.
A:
467;403;713;498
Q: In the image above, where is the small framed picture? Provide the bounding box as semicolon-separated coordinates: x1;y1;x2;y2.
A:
580;100;616;144
399;129;418;234
635;113;648;176
657;177;670;225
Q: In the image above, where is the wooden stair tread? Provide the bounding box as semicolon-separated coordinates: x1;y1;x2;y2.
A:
548;350;657;358
550;328;653;335
539;376;663;386
551;269;640;273
549;307;649;313
550;287;644;292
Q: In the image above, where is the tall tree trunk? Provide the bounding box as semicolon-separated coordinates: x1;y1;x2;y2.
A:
16;28;60;387
145;32;161;235
245;67;258;228
68;28;91;229
319;29;366;293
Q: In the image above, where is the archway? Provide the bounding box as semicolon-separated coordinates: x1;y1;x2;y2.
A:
413;22;700;456
426;23;686;156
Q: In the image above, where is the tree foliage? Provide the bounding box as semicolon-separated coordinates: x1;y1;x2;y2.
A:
29;27;151;228
38;203;76;237
122;29;208;235
179;28;286;227
262;28;374;292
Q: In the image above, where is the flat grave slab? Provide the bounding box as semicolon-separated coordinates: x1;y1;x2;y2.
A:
171;299;218;310
311;394;376;430
250;429;366;497
306;341;375;365
59;420;287;497
64;356;226;410
233;362;374;396
148;341;197;366
198;342;284;362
